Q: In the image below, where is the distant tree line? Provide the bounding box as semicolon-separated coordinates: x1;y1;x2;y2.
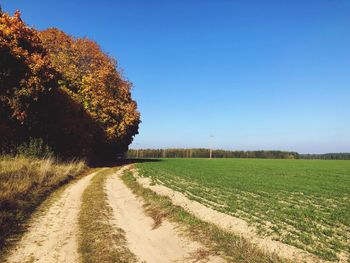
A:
300;153;350;160
0;10;140;162
128;149;350;160
127;148;300;159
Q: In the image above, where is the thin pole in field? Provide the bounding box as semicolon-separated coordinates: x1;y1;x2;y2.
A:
209;135;214;159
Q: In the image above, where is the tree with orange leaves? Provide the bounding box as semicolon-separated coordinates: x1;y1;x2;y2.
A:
0;10;140;161
0;10;58;122
0;9;59;150
39;28;140;159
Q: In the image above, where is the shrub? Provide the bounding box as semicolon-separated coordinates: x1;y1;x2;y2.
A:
17;138;54;159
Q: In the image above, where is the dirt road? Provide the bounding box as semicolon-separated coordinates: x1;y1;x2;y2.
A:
6;170;100;263
106;167;224;263
5;166;224;263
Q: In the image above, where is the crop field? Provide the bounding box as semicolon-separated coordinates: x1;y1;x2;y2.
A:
136;158;350;261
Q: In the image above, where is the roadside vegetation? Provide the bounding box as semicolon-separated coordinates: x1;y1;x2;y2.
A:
137;158;350;261
122;169;284;263
78;168;137;263
0;155;87;256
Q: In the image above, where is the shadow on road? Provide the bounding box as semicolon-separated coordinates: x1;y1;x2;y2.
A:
91;158;162;168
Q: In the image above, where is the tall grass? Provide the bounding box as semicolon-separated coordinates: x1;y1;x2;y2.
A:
0;155;87;252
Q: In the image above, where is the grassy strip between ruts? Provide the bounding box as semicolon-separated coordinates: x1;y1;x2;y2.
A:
121;169;287;263
78;167;137;263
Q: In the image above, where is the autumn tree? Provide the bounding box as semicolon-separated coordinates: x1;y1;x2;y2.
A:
0;10;59;149
39;28;140;159
1;10;140;161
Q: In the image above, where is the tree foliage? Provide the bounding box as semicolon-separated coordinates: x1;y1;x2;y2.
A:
38;28;140;159
0;11;58;123
0;10;140;162
300;153;350;160
0;10;58;150
128;148;300;159
129;149;350;160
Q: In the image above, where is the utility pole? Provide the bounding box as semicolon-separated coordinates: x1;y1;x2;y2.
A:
136;143;139;158
209;135;214;159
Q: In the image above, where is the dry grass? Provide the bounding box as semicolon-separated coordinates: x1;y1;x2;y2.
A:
0;155;87;254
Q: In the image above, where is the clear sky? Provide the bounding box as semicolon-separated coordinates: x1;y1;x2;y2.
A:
2;0;349;153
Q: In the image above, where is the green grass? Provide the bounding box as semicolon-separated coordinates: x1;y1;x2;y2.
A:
136;158;350;261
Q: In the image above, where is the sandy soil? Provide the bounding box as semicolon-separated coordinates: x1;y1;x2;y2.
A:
133;169;325;263
5;170;100;263
106;167;225;263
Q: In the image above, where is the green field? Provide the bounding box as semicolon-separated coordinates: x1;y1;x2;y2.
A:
136;158;350;261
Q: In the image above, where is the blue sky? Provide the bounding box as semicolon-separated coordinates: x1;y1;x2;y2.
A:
2;1;350;153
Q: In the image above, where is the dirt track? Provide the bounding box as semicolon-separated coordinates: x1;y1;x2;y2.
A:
106;167;224;263
6;170;99;263
5;166;224;263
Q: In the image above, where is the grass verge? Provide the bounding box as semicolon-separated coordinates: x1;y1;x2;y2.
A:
121;169;286;263
78;168;137;263
0;155;87;259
